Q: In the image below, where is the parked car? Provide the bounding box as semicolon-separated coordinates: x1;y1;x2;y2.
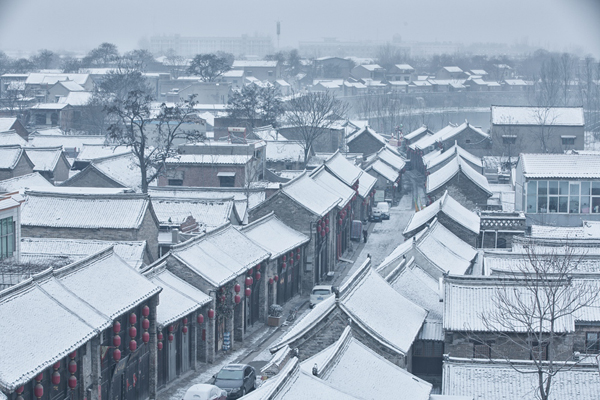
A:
370;207;382;222
183;384;227;400
213;364;255;399
376;202;390;220
310;285;334;308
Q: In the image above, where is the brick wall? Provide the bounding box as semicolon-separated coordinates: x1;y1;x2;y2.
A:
429;172;491;210
61;167;126;188
443;126;491;158
136;209;160;260
157;164;247;187
0;156;34;180
438;213;479;247
347;134;384;157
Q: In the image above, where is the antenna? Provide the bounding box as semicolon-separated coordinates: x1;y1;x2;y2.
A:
276;21;281;49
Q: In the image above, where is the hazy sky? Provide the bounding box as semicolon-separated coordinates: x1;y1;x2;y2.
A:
1;0;599;57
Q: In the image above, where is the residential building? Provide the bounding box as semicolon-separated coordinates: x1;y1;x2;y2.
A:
0;146;34;181
350;64;385;81
346;126;386;156
435;66;466;80
24;147;71;183
231;61;281;82
387;64;415;82
0;192;23;261
313;57;354;79
0;117;29;140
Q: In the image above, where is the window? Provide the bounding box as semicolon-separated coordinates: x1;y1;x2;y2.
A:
168;179;183;186
525;180;600;214
561;136;576;145
0;216;15;259
413;341;444;357
586;332;600;353
219;175;235;187
465;139;471;144
530;341;548;361
502;135;517;145
473;341;491;359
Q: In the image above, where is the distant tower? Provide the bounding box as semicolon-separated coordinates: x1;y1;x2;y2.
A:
276;21;281;49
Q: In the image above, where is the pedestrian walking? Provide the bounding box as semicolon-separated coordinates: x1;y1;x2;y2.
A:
362;220;368;243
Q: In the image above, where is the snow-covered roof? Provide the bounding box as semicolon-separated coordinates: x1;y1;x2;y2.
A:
376;147;406;171
266;141;304;162
346;126;386;145
30;103;70;110
404;191;481;236
0;173;51;192
58;91;93;106
232;60;278;68
240;213;309;259
166;154;252;165
0;248;159;392
221;69;244;78
418;319;444;341
355;170;377;199
75;144;131;162
388;260;443;320
442;357;600;400
252;125;284;141
21;192;151;230
280;172;341;217
367;159;399;182
152;196;233;229
443;66;463;73
54;80;84;92
28;134;106;149
0;118;18;133
323;151;361;187
24;147;65;172
145;266;211;328
310;167;355;207
20;237;148;269
0;132;28;146
410;122;489;151
491;106;584;126
425;143;482;170
149;186;265;210
0;145;26;170
170;224;270;287
530;221;600;239
519;153;600;179
340;263;428;354
443;276;574;333
426;156;492;195
358;64;383;71
394;64;414;71
26;73;89;86
301;327;432;400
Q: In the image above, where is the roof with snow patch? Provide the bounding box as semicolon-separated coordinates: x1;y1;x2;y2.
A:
426;156;491;195
240;212;309;259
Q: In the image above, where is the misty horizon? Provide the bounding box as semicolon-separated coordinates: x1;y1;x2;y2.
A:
1;0;599;58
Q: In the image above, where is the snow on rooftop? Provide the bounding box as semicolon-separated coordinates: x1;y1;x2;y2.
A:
146;267;211;328
171;224;270;287
0;118;17;133
21;192;150;230
0;132;27;146
377;148;406;171
389;262;443;320
273;366;360;400
310;167;355;207
232;60;278;68
0;173;52;192
240;213;309;259
520;153;600;179
28;134;106;149
367;159;398;182
151;197;233;229
324;152;362;186
411;122;488;151
166;154;252;165
75;144;131;162
149;187;265;210
24;147;64;172
20;237;147;269
426;156;492;195
443;66;463;73
0;146;25;170
346;126;386;146
491;106;584;126
530;221;600;239
425;143;482;170
404;191;480;236
340;266;427;354
301;327;432;400
442;357;600;400
280;172;341;217
266;141;304;162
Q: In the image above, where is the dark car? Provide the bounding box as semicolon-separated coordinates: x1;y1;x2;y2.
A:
213;364;255;399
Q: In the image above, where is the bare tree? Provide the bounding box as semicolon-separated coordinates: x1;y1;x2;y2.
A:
285;91;349;164
104;70;205;193
227;84;284;128
477;241;598;400
187;54;232;82
491;116;523;167
535;56;561;107
558;53;575;106
531;107;558;153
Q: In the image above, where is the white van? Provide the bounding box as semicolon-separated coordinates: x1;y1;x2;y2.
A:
376;202;390;220
310;285;334;308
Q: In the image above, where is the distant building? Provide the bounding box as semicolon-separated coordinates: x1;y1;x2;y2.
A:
149;34;274;58
231;60;281;82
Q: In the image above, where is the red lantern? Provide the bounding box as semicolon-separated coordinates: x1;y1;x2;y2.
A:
113;321;121;334
245;276;253;286
168;333;174;342
36;373;43;382
183;317;188;325
248;268;254;276
69;351;76;359
338;218;343;225
245;287;251;297
142;332;150;343
53;361;60;369
52;371;60;386
157;342;163;351
113;334;121;347
321;230;326;237
197;314;204;324
208;309;215;319
234;294;241;304
325;218;329;225
296;254;300;260
297;248;301;255
34;383;43;398
168;325;174;332
68;360;77;374
142;319;150;330
68;376;77;390
158;332;164;341
16;387;24;395
255;272;261;281
129;326;137;338
220;295;226;303
182;326;188;334
142;305;150;317
129;313;137;325
282;262;287;269
283;255;287;262
317;225;322;233
113;348;121;361
256;264;261;271
129;340;137;352
325;226;330;233
274;275;279;282
234;284;241;293
269;278;274;285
